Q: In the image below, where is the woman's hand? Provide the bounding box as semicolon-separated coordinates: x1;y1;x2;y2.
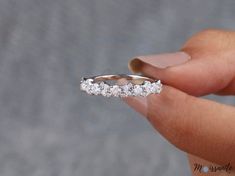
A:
123;29;235;175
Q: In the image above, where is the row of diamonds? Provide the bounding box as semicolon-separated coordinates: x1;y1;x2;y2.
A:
80;79;162;97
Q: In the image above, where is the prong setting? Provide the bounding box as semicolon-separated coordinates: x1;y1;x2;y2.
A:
80;78;162;97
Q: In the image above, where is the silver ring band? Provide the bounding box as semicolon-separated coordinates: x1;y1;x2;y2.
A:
80;74;162;97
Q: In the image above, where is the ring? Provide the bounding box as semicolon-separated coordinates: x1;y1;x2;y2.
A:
80;74;162;97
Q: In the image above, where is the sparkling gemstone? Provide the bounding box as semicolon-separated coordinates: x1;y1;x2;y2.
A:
80;82;87;91
90;83;101;95
100;82;112;97
83;79;94;95
120;83;133;97
151;81;162;94
155;80;162;93
99;82;105;91
86;79;93;83
110;85;121;97
133;85;143;96
142;81;152;96
80;79;92;91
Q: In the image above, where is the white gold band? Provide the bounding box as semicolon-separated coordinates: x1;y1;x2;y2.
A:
80;74;162;97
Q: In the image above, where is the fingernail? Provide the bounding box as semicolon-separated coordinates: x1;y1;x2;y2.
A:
128;51;191;73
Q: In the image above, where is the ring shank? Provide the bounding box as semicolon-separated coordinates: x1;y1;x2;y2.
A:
90;74;155;83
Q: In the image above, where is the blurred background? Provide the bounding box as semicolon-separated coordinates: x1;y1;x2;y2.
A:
0;0;235;175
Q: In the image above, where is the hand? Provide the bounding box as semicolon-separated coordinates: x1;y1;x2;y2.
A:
123;29;235;175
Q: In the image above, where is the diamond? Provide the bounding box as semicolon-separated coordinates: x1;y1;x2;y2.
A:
142;81;152;96
133;85;143;96
80;79;93;91
82;79;93;95
86;79;93;83
120;83;133;97
155;80;162;93
110;85;121;97
90;83;101;95
80;82;87;91
100;82;112;97
140;80;162;96
151;80;162;94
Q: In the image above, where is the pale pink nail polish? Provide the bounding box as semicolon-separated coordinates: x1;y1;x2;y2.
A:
129;51;191;73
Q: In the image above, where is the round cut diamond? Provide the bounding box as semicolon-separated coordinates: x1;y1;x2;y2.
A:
80;79;93;91
83;79;94;95
80;82;87;91
142;81;152;96
110;85;121;97
86;79;93;84
120;83;133;97
141;80;162;96
156;80;162;93
100;82;112;97
90;83;101;95
151;81;162;94
133;85;143;96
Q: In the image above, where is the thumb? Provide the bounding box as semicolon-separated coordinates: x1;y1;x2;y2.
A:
123;85;235;166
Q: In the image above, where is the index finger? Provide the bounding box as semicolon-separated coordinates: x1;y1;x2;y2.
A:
129;51;235;96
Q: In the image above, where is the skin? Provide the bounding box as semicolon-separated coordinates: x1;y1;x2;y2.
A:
123;29;235;175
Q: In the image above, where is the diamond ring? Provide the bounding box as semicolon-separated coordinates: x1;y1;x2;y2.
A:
80;74;162;97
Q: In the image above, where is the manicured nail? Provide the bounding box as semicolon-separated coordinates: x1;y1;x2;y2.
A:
128;51;191;73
